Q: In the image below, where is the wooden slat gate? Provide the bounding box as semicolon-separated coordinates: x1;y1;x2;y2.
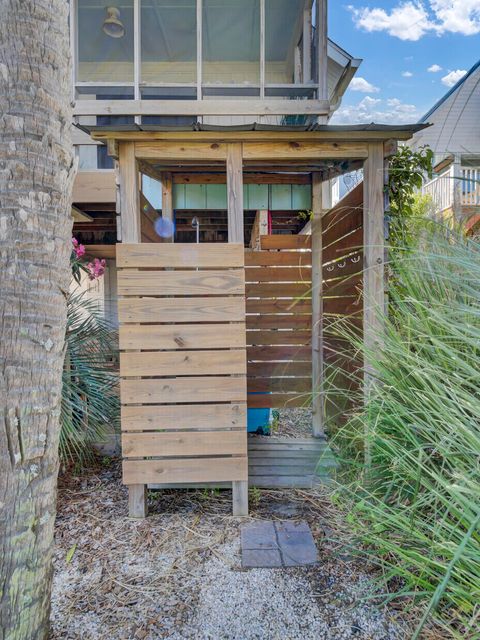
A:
245;235;313;408
117;243;248;509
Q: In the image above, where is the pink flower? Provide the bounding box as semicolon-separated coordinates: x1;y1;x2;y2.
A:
72;237;86;258
87;258;106;280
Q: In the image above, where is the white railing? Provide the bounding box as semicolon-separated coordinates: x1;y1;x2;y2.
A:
461;168;480;206
422;166;480;211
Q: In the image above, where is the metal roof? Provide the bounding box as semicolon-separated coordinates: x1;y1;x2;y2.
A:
77;122;429;135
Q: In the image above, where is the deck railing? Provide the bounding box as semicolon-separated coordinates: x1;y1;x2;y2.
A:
422;166;480;212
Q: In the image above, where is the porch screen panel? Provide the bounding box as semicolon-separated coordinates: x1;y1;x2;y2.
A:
117;243;248;486
141;0;197;84
202;0;260;85
77;0;134;83
245;236;312;409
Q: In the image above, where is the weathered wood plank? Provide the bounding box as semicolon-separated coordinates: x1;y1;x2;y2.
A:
227;143;244;244
117;242;244;268
118;269;245;296
123;457;248;484
118;296;246;323
242;141;368;160
247;378;311;393
246;299;311;314
260;235;312;250
247;345;312;361
246;315;311;329
121;376;247;404
120;350;246;377
122;430;246;458
246;282;312;298
245;251;312;267
248;393;311;408
120;323;246;350
247;361;312;377
246;330;311;346
245;266;312;282
121;403;247;432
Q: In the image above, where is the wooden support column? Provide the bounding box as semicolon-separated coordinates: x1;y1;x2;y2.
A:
316;0;328;102
227;144;244;244
250;210;269;250
303;5;312;83
226;142;247;515
119;142;146;517
363;142;386;396
311;173;324;438
161;171;174;242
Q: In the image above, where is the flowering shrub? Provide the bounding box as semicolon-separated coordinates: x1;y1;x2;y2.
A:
71;237;106;283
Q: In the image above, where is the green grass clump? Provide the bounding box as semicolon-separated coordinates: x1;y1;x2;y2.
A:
332;225;480;638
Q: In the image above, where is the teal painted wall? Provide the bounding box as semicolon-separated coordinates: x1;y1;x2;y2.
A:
172;183;311;210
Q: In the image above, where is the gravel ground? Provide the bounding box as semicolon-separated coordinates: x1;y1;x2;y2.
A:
274;408;313;438
51;461;411;640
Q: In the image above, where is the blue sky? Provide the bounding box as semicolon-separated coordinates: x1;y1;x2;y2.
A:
329;1;480;124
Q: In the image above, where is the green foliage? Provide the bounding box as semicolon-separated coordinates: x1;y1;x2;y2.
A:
332;225;480;638
61;291;119;464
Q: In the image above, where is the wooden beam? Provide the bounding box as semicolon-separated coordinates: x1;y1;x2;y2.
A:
135;141;227;161
242;141;368;160
119;143;141;243
303;6;312;83
311;173;324;437
317;0;328;101
73;99;330;117
161;171;174;243
363;142;385;413
227;144;244;244
72;170;116;204
172;172;311;185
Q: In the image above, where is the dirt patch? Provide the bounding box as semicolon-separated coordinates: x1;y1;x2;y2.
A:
51;461;410;640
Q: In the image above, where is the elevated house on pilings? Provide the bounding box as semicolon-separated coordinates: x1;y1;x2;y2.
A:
70;0;428;517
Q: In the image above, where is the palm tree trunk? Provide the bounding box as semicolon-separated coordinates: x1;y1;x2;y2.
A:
0;1;75;637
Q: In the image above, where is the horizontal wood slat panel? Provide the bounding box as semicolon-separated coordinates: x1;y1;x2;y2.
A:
248;378;311;393
322;211;363;247
245;267;312;282
122;430;247;458
323;253;362;277
323;297;361;316
120;323;246;350
245;283;312;298
246;315;311;329
118;296;246;323
245;251;312;267
246;330;311;346
117;243;244;268
260;235;312;250
247;346;312;361
121;376;247;404
322;182;363;228
121;403;247;432
322;228;363;263
118;269;245;296
123;457;248;484
247;361;312;377
246;299;311;314
248;393;311;408
120;350;246;377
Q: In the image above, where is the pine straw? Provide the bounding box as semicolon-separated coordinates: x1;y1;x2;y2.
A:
50;459;425;640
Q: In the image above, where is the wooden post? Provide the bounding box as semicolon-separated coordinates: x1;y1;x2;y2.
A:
311;173;324;438
302;5;312;83
226;142;247;516
160;171;174;242
363;142;385;399
119;142;146;518
316;0;328;101
250;209;269;250
227;144;244;245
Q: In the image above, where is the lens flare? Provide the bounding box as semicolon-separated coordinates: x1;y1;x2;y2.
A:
154;216;175;239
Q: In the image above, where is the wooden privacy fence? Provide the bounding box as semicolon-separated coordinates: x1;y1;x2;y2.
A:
117;243;248;496
245;235;313;409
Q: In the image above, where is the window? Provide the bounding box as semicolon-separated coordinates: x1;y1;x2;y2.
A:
77;0;134;83
141;0;197;84
265;0;305;84
202;0;260;85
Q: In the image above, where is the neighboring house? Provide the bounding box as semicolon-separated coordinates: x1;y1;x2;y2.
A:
411;59;480;227
69;0;427;516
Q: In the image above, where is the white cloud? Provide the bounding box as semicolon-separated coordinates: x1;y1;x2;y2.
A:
441;69;467;87
350;0;480;40
332;96;420;125
428;64;443;72
349;77;380;93
402;71;413;77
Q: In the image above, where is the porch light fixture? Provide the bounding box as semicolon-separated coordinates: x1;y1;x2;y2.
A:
102;6;125;38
